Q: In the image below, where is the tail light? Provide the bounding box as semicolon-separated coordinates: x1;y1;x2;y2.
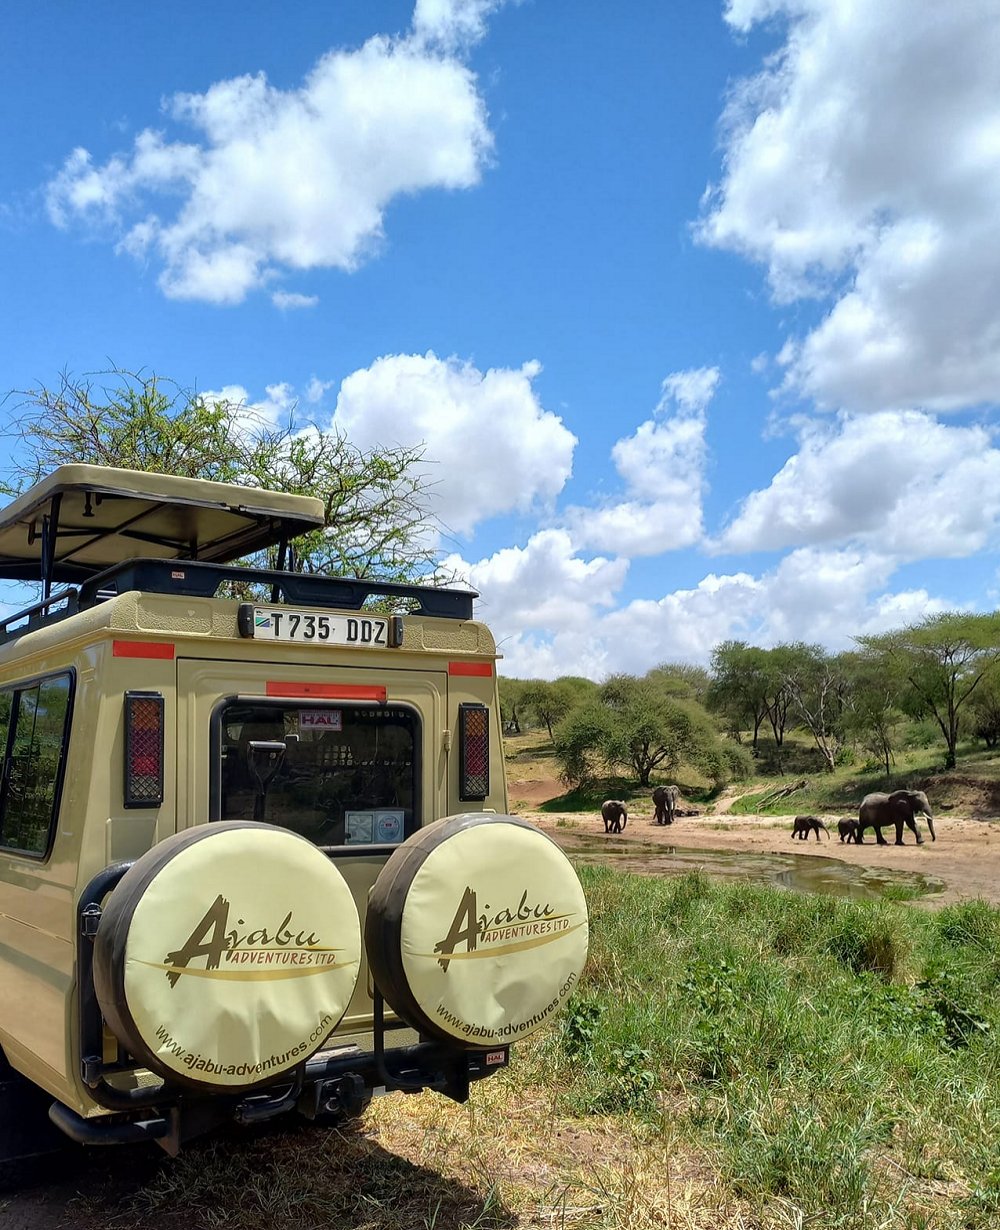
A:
458;703;489;801
124;691;164;808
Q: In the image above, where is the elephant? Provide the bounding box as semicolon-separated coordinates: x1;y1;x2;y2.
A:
652;784;680;825
838;817;859;844
791;815;829;841
601;800;628;834
857;790;935;846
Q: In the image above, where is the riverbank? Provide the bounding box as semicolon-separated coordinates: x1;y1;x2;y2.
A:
525;807;1000;909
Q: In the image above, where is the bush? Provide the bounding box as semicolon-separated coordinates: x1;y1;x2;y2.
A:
824;903;911;979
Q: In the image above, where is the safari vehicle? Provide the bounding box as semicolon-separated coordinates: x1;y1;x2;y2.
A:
0;466;588;1160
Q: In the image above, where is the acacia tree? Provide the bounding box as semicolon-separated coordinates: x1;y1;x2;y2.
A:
968;668;1000;749
645;662;712;705
4;368;435;581
839;649;906;777
554;672;748;789
858;613;1000;770
780;643;850;773
521;680;578;740
707;642;774;751
498;677;529;736
707;642;792;760
521;677;597;740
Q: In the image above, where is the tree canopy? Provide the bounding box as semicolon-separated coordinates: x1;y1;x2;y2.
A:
553;670;749;790
858;613;1000;770
4;368;435;581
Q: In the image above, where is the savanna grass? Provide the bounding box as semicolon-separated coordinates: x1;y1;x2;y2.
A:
523;866;1000;1228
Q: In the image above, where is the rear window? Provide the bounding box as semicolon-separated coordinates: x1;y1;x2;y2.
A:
214;701;418;847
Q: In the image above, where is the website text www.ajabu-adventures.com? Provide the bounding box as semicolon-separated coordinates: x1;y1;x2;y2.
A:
436;970;578;1040
153;1012;333;1077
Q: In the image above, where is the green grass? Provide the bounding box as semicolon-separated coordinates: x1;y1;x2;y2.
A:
62;863;1000;1229
519;866;1000;1228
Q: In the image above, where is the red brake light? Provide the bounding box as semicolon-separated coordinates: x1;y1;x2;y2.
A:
124;692;164;808
459;703;489;801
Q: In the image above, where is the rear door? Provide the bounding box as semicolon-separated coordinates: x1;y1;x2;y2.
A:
176;655;448;1033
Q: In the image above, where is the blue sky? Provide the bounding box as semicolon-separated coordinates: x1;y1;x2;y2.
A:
2;0;1000;678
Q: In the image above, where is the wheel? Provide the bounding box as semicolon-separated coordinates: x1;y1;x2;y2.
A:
366;814;589;1047
93;822;363;1093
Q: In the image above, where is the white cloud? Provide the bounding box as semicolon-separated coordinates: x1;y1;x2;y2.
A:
305;376;334;404
331;352;576;536
701;0;1000;412
272;291;319;311
442;529;630;679
412;0;509;50
46;29;493;303
565;367;716;556
713;411;1000;559
201;381;295;432
486;541;952;680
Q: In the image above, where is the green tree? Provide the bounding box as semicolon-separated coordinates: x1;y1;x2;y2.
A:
707;642;787;754
858;613;1000;770
840;649;906;777
554;673;743;790
5;368;434;581
522;679;585;740
498;677;529;736
552;702;614;790
780;643;850;773
968;667;1000;749
645;662;712;705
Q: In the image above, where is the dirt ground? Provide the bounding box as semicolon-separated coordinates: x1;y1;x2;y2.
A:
517;779;1000;909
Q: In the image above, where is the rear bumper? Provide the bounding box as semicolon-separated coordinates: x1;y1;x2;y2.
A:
49;1038;508;1152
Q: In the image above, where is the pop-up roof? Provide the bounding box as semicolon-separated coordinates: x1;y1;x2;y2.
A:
0;465;326;585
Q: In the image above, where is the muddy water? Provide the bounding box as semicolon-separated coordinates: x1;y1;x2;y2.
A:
559;835;945;902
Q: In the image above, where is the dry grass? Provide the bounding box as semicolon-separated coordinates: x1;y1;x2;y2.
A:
365;1076;768;1230
65;1068;771;1230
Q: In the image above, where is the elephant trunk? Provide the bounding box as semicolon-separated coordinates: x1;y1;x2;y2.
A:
925;812;936;842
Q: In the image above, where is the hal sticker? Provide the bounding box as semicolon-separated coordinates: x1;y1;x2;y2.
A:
300;710;343;730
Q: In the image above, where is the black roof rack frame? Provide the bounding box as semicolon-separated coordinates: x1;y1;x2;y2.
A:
0;558;477;647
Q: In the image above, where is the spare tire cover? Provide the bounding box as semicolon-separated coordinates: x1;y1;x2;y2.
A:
93;822;362;1092
366;814;588;1047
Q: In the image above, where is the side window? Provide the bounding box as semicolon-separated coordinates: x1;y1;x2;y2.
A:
0;674;72;857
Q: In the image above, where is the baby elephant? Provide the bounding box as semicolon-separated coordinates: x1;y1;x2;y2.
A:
601;799;628;834
791;815;829;841
838;817;859;844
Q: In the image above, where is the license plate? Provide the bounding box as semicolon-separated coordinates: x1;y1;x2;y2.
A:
245;607;390;647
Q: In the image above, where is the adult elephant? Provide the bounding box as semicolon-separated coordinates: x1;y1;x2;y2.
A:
857;790;935;846
652;784;679;825
601;800;628;834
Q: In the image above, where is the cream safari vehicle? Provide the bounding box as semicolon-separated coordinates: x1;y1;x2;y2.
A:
0;466;588;1159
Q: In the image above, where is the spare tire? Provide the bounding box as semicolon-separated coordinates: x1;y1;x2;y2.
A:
366;814;588;1047
93;822;362;1092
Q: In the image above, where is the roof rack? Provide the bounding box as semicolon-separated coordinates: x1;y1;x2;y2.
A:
0;466;477;647
0;559;477;646
0;465;326;594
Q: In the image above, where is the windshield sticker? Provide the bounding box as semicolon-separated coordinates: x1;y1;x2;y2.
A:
299;710;343;731
375;810;404;842
345;811;374;843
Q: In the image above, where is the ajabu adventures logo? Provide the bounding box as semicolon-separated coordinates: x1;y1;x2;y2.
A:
161;894;345;985
432;886;580;971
